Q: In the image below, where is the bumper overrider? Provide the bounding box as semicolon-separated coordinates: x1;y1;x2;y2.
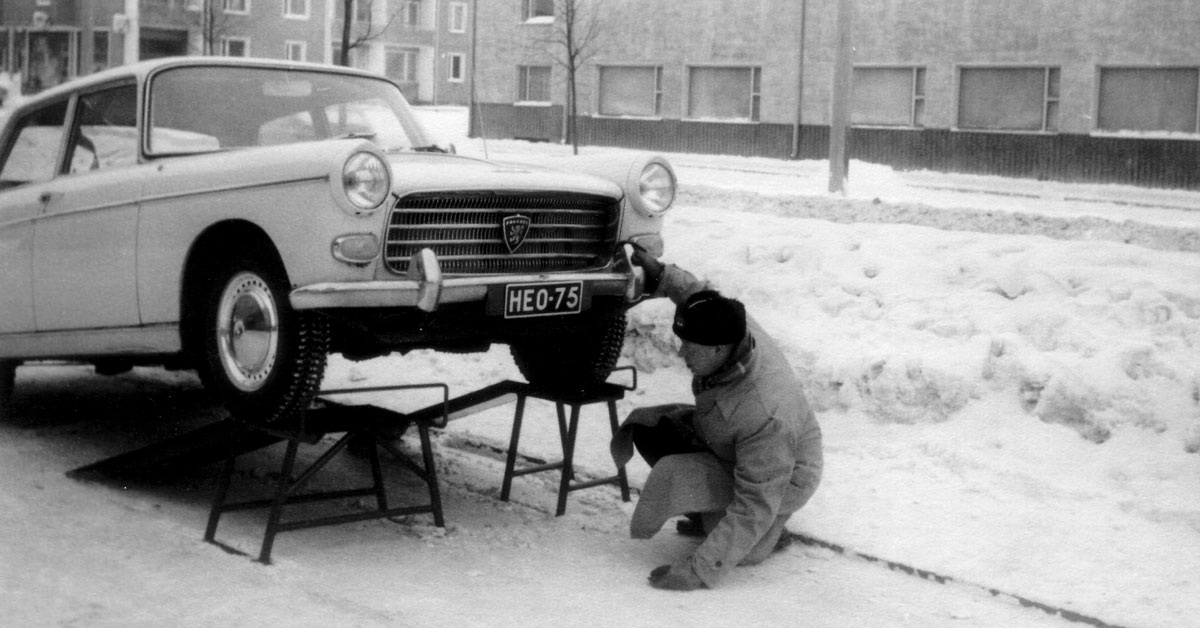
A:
290;247;648;312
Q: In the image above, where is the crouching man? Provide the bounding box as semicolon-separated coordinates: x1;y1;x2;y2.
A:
611;251;823;591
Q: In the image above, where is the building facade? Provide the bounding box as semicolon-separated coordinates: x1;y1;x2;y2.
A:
471;0;1200;188
0;0;470;105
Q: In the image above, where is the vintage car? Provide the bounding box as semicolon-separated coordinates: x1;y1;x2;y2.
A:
0;57;675;424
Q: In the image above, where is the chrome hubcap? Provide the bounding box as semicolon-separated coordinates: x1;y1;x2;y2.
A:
216;272;279;392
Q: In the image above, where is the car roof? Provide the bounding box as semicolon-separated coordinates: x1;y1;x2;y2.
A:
12;56;385;112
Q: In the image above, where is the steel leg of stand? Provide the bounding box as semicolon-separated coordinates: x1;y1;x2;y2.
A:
608;400;631;502
417;422;445;527
500;394;528;502
555;403;582;517
204;455;236;542
366;431;389;511
258;438;300;564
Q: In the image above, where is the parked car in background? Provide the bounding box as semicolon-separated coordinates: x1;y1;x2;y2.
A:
0;57;677;424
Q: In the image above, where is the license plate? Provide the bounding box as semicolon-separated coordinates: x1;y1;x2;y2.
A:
502;281;584;319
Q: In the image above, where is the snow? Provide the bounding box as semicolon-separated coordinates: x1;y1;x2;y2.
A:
2;105;1199;628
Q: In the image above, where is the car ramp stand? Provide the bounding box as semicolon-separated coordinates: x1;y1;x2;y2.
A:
499;368;636;517
204;383;449;565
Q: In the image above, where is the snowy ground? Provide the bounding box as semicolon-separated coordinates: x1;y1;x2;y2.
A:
1;106;1198;628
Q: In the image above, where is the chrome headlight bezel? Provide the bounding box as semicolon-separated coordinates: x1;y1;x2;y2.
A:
340;151;392;215
631;160;676;217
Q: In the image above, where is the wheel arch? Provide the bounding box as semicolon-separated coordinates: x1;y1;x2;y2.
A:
179;220;288;359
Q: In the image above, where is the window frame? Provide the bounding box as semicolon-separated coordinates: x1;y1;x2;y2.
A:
954;64;1060;134
221;37;250;57
224;0;250;15
517;65;552;105
1094;65;1200;136
521;0;554;22
386;46;420;84
448;53;465;83
596;64;663;118
399;1;421;27
285;40;307;62
283;0;310;19
850;64;926;128
64;80;140;176
449;2;469;33
684;64;762;123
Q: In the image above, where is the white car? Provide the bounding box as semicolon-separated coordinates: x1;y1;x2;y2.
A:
0;57;676;424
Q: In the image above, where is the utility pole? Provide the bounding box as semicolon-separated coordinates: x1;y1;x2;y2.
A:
79;1;95;76
123;0;139;65
790;0;807;160
828;0;853;193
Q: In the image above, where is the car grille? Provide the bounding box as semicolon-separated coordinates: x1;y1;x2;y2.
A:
385;192;620;275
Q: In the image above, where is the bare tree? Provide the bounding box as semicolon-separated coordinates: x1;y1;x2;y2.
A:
192;0;246;56
530;0;604;154
338;0;404;67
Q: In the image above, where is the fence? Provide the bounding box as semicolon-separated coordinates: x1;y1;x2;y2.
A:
469;102;1200;190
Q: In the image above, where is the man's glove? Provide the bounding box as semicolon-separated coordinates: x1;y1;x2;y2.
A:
648;562;706;591
627;245;665;292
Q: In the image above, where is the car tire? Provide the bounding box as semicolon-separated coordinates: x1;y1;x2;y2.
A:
0;360;17;409
192;253;329;426
509;309;627;391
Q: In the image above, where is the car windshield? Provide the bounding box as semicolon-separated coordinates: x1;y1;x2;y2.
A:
147;65;433;156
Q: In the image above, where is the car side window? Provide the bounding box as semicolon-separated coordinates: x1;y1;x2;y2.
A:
0;100;68;189
68;84;138;175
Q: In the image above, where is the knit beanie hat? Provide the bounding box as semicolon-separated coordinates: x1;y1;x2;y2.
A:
672;290;747;346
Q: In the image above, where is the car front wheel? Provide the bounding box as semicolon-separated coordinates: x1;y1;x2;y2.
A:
509;309;627;392
192;254;329;426
0;361;17;408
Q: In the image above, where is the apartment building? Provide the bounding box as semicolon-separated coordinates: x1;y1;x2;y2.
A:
0;0;470;105
472;0;1200;188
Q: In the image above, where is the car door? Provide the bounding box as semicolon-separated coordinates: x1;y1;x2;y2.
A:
32;81;144;331
0;99;69;335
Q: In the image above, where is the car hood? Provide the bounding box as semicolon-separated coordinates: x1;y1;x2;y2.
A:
384;153;624;199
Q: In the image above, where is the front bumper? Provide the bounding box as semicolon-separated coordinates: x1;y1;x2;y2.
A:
290;247;646;311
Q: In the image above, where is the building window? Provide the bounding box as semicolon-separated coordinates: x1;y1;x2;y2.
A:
449;2;468;33
598;66;662;117
518;65;551;103
1097;67;1199;134
852;66;925;127
522;0;554;21
448;53;465;82
224;0;249;14
222;37;250;57
687;66;760;121
400;1;421;26
387;47;419;83
958;66;1059;132
285;40;307;62
355;0;372;22
284;0;309;19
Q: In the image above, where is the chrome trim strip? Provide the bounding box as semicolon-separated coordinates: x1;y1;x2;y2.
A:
0;324;180;359
290;273;630;310
139;175;328;205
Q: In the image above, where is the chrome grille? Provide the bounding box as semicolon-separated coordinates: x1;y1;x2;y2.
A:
385;192;619;275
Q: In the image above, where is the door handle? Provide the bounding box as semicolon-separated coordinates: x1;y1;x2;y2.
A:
39;191;63;205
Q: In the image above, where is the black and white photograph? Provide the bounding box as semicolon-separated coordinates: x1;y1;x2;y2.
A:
0;1;1197;627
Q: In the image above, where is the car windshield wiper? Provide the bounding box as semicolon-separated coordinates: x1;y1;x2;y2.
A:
332;132;377;141
412;144;448;153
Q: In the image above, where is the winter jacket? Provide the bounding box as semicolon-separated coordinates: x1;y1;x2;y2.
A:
612;264;823;587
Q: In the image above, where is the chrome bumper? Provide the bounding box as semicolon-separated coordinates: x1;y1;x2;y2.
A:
290;248;646;311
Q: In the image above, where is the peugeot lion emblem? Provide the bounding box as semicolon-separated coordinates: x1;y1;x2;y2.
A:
502;214;532;254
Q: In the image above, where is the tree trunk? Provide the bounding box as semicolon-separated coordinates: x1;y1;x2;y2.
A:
340;0;354;66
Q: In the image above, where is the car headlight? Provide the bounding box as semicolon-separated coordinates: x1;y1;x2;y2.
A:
636;162;675;216
342;151;391;213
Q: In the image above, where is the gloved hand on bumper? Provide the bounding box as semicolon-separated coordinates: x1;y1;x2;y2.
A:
648;561;706;591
